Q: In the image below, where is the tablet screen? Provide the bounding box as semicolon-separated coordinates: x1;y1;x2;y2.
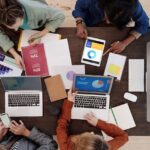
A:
82;38;105;66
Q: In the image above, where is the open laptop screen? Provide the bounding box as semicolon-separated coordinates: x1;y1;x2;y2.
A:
1;77;42;91
73;74;113;94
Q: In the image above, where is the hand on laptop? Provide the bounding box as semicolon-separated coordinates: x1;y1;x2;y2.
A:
68;89;77;103
84;112;98;127
9;120;30;137
0;122;8;140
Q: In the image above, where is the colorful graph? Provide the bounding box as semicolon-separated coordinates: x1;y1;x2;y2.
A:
92;80;104;88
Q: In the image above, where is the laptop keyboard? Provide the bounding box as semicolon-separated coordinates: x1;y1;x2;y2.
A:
74;95;107;109
8;94;40;107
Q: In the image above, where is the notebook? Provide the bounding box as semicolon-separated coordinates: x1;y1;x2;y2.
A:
0;53;22;77
18;29;61;51
102;103;136;141
109;103;136;130
104;53;126;80
44;75;67;102
71;74;114;121
21;43;49;76
1;77;43;117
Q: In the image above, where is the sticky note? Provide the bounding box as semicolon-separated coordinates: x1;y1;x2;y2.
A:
92;42;104;50
108;64;121;75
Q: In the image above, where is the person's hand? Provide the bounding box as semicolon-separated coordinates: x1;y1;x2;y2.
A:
0;122;8;141
76;24;88;39
28;33;42;45
67;89;77;103
14;53;24;70
84;112;98;127
109;41;127;53
9;120;30;137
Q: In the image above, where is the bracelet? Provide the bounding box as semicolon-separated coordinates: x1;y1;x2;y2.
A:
76;20;83;26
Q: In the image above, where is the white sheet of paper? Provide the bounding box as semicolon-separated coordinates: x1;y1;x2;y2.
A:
50;65;85;89
104;53;126;80
18;30;61;51
44;39;72;74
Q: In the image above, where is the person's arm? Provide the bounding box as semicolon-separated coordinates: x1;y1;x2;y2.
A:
9;120;57;150
109;1;149;54
0;32;24;69
96;120;128;150
131;0;149;39
28;6;65;45
56;100;73;150
72;0;91;38
85;113;128;150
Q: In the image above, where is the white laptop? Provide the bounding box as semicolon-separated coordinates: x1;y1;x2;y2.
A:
1;77;43;117
72;74;114;121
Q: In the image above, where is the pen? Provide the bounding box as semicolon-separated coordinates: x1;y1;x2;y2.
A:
103;41;120;56
103;47;112;56
111;108;118;126
28;36;42;43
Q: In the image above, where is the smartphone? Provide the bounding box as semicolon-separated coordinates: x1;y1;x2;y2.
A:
0;113;11;128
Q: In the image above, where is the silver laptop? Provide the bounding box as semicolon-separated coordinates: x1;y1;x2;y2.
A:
1;77;43;117
72;74;114;121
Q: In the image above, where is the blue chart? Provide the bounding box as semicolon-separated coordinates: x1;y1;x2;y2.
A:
92;80;104;88
87;50;96;59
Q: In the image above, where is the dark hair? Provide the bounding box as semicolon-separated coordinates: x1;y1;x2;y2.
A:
98;0;137;29
0;0;24;26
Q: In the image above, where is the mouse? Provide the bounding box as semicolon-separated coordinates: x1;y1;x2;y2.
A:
124;92;137;102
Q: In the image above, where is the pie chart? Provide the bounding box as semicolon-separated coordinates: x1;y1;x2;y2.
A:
66;71;75;81
87;50;96;59
92;80;104;88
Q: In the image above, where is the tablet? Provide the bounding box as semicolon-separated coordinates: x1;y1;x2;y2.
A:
81;37;105;66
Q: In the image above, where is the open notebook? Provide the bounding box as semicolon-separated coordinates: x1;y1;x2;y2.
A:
18;29;61;51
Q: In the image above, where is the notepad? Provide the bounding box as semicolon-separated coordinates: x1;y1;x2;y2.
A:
104;53;126;80
21;44;49;76
18;30;61;51
109;103;136;130
44;75;67;102
102;103;136;141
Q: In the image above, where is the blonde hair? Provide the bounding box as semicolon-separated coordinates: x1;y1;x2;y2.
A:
0;145;7;150
71;133;109;150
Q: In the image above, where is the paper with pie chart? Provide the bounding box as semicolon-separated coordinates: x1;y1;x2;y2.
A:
50;65;85;89
81;37;105;67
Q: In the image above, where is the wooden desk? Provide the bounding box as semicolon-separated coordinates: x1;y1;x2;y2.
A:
0;27;150;136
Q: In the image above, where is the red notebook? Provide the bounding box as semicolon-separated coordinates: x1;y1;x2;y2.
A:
21;43;49;76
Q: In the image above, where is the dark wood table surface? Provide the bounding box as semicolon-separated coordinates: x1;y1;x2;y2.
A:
0;27;150;136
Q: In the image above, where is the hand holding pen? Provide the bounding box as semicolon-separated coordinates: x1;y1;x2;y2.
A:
103;41;127;56
28;34;42;45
